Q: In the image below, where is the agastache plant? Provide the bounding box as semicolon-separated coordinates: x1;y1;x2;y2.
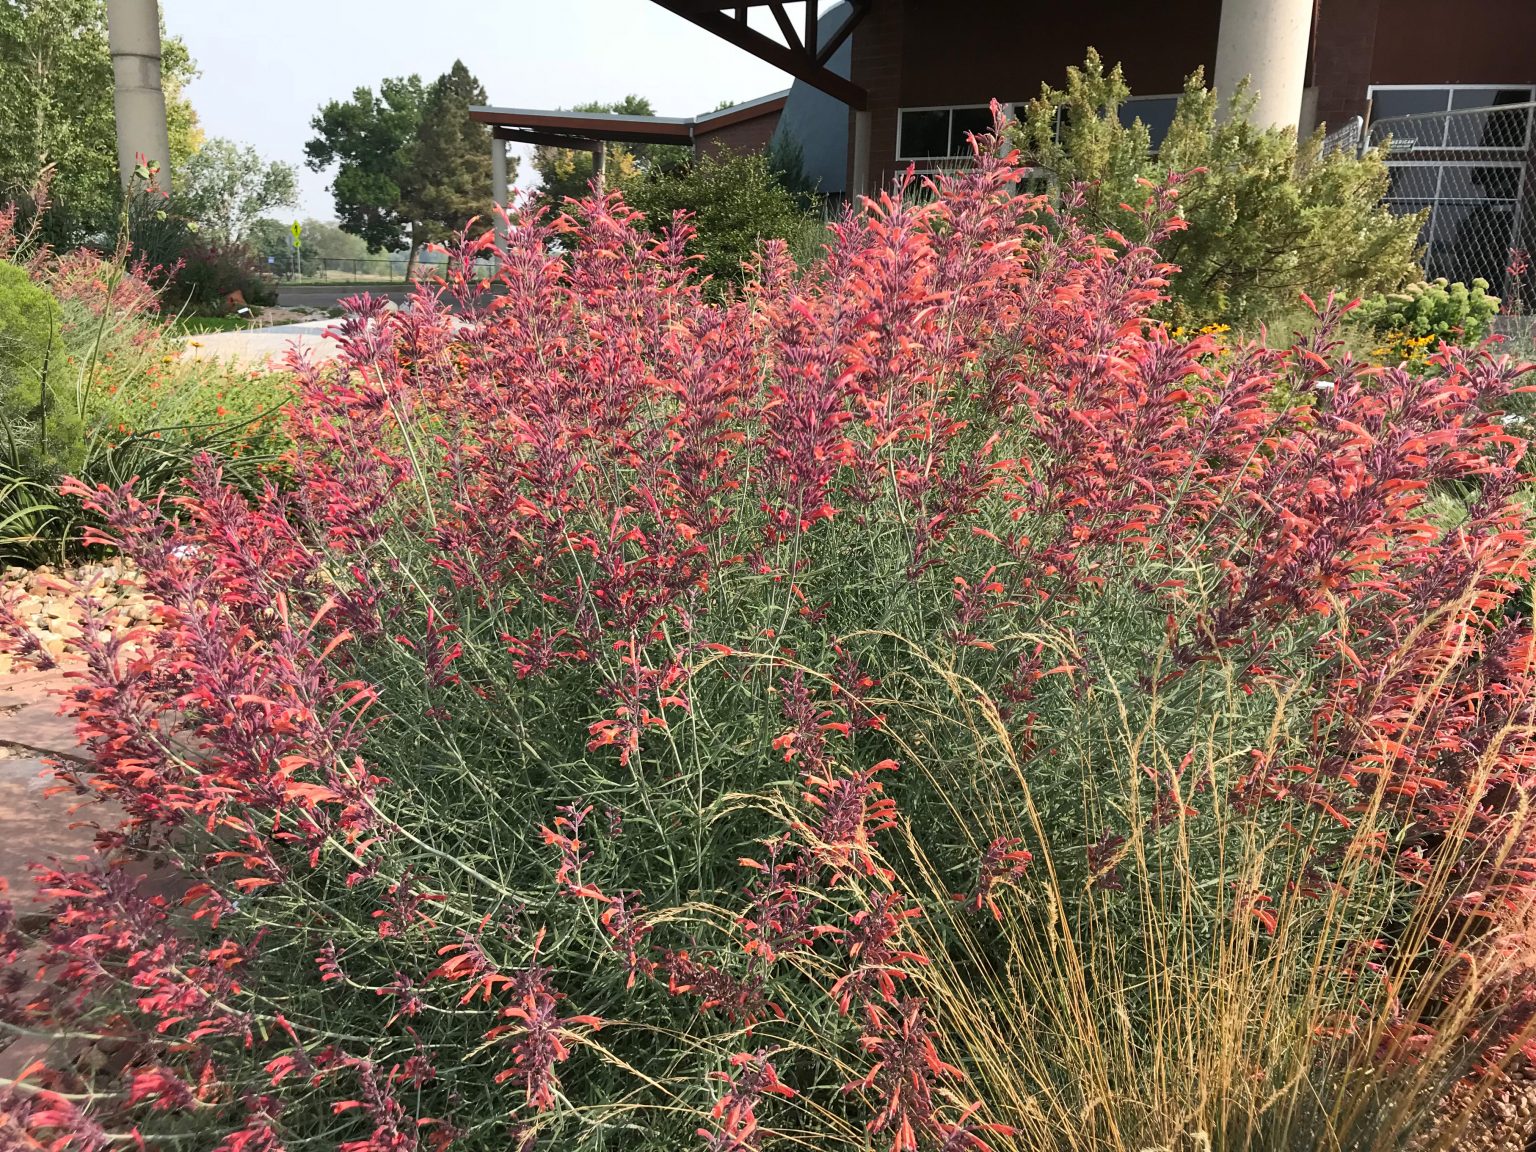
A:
1;103;1533;1151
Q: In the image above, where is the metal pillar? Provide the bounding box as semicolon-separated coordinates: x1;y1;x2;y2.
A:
106;0;171;191
1212;0;1313;131
592;140;607;194
851;109;871;203
490;136;509;242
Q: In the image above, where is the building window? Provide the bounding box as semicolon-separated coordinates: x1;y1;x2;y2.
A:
896;105;1002;161
1383;162;1526;289
1368;85;1535;150
1053;95;1182;152
1117;96;1180;151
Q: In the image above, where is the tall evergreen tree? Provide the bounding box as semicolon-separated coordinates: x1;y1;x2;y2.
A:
399;60;498;272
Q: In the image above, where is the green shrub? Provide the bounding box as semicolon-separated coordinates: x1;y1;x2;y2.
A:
0;260;81;474
0;234;291;563
1355;276;1501;343
625;150;824;291
1010;50;1424;328
171;240;280;311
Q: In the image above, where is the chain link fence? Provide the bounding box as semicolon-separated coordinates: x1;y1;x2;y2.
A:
1321;115;1364;158
267;255;501;285
1363;99;1535;312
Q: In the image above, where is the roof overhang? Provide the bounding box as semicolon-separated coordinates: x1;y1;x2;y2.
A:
471;91;789;150
647;0;870;109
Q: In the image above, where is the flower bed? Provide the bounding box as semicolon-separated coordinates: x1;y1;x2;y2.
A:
2;116;1534;1152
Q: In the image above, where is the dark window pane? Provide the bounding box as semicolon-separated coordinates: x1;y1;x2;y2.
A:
1447;89;1533;148
1371;88;1450;121
1119;96;1180;150
1438;164;1522;201
1053;105;1071;143
1385;164;1440;201
900;109;950;159
949;106;995;156
1450;86;1532;110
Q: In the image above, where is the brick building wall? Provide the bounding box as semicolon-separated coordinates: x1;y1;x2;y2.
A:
847;0;1223;196
1311;0;1536;130
839;0;1536;197
846;0;904;195
693;108;783;161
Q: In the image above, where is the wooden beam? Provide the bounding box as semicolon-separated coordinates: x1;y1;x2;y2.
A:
766;0;800;52
815;0;867;66
649;0;868;108
492;125;686;149
494;127;597;148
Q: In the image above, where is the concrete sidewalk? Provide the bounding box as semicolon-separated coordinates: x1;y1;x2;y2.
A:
0;665;102;896
180;319;344;366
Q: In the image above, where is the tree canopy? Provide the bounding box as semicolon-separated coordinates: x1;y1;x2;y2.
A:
0;0;200;245
624;150;822;293
177;138;297;246
307;61;505;268
305;74;425;256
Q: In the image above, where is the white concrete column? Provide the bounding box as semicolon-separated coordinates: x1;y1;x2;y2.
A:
1213;0;1313;131
592;141;607;194
851;109;871;203
490;136;509;242
106;0;172;192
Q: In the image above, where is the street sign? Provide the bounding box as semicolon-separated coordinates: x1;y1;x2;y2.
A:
290;220;303;247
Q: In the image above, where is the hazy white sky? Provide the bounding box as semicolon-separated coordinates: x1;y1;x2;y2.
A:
160;0;795;220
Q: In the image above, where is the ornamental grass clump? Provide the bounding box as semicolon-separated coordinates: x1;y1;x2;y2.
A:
2;109;1535;1151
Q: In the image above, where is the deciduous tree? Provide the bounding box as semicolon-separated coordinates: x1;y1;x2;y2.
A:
177;137;296;245
308;62;508;277
305;74;425;258
0;0;200;244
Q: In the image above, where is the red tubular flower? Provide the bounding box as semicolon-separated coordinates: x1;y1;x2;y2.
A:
799;759;901;884
485;957;603;1111
847;997;967;1152
955;837;1033;921
697;1047;796;1151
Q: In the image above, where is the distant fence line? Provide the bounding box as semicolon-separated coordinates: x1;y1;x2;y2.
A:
267;255;500;285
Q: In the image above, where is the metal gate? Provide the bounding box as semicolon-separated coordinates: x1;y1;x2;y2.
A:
1362;99;1535;310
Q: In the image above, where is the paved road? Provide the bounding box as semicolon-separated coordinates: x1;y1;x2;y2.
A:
276;283;415;311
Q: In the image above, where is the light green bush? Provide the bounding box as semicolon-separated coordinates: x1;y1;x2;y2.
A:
1355;276;1501;343
625;151;824;292
0;248;292;563
0;261;81;475
1010;50;1425;328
